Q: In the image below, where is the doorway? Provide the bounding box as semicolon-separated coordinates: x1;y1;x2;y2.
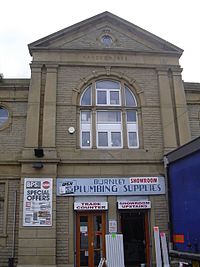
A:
120;211;150;267
76;212;106;267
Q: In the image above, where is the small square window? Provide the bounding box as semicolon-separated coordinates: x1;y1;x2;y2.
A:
98;132;108;147
111;132;121;147
81;111;91;123
97;91;107;105
127;111;136;122
110;91;119;105
128;132;138;147
82;132;91;147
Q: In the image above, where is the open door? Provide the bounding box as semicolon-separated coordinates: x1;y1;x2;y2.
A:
76;212;106;267
120;210;150;267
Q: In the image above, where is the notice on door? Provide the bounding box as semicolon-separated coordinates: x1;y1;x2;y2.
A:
23;178;52;226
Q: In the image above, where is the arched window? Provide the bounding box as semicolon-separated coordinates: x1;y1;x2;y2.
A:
0;106;9;128
80;79;139;149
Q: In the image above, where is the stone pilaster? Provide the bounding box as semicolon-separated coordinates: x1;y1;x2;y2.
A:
17;167;57;267
25;64;42;148
42;65;58;148
18;64;58;267
171;69;191;145
157;69;177;151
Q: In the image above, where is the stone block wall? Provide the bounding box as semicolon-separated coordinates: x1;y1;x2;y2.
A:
0;179;20;267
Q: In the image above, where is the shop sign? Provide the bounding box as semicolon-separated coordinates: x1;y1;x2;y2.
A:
118;200;151;209
57;177;165;196
23;178;52;226
74;201;108;210
130;177;158;184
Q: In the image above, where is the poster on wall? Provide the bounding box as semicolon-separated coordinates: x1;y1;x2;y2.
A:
23;178;53;227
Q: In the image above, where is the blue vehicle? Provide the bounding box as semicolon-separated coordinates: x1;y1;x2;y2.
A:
165;137;200;260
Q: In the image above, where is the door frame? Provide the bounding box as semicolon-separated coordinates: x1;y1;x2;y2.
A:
76;211;106;267
119;210;150;267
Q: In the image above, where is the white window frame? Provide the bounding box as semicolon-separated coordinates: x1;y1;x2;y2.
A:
97;129;123;148
96;111;123;148
80;111;92;148
80;86;92;106
96;88;121;106
80;80;139;150
126;112;139;148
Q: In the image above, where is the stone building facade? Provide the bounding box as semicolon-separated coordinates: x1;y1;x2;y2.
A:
0;12;199;267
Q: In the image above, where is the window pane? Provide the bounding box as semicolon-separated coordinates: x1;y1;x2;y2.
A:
80;251;88;266
97;90;107;104
110;91;119;105
81;111;91;123
127;111;136;122
94;250;101;266
129;132;138;147
97;111;121;123
125;87;136;107
0;107;9;126
79;216;89;267
98;132;108;146
81;86;91;105
82;132;90;147
111;132;121;147
96;80;120;89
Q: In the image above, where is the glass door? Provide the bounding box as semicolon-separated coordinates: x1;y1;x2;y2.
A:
76;212;106;267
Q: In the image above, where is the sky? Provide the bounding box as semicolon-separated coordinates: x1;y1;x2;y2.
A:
0;0;200;83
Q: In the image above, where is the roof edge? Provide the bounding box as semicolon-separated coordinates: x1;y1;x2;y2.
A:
165;136;200;164
28;11;183;56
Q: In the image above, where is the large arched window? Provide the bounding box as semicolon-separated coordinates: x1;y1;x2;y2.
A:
80;79;139;149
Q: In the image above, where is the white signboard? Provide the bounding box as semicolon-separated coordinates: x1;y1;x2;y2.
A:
23;178;52;226
57;177;165;196
118;200;151;209
74;201;108;210
109;220;117;233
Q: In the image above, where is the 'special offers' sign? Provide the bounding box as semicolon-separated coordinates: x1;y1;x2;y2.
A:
57;177;165;196
23;178;52;226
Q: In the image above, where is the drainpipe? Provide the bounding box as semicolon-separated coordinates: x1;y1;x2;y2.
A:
8;190;17;267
